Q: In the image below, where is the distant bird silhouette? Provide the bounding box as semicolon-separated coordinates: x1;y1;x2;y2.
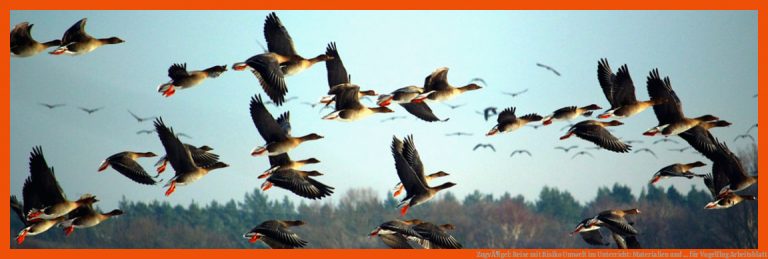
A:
536;63;561;76
555;146;579;153
502;89;529;98
443;103;466;110
301;101;320;108
633;148;657;158
734;134;756;143
481;107;498;121
473;144;496;152
39;103;65;109
528;124;542;130
572;151;593;159
469;78;487;87
754;94;758;98
78;107;104;114
586;146;603;150
445;132;473;137
381;116;407;123
624;140;644;145
128;110;156;123
266;96;298;106
668;146;691;153
745;124;757;135
652;138;679;145
136;129;156;135
509;150;532;157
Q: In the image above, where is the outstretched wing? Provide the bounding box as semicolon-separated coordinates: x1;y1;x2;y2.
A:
268;170;334;200
574;125;631;153
263;12;297;57
497;107;517;125
154;118;198;176
246;54;287;106
61;18;90;46
108;154;157;185
424;67;450;92
168;63;189;81
325;42;349;88
250;94;289;143
391;137;428;197
647;69;684;125
23;146;67;213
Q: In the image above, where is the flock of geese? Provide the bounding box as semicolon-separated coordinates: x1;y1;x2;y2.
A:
10;12;757;249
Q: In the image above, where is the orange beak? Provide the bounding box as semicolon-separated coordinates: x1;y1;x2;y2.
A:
597;114;612;119
233;63;248;71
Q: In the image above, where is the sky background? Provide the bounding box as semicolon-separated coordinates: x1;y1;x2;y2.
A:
10;11;757;209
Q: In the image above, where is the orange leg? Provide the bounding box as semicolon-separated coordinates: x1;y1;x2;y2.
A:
642;131;659;137
400;205;410;217
162;86;176;97
16;229;28;245
251;147;268;156
248;235;261;243
165;181;177;197
542;119;553;125
157;160;167;174
378;96;393;107
98;161;110;172
64;226;75;236
369;228;381;238
393;185;404;197
261;182;273;191
50;48;66;55
559;132;574;140
27;210;42;220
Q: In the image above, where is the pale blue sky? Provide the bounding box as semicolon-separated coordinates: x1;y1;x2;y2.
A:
10;11;757;209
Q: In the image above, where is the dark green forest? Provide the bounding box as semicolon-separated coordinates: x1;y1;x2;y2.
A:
10;147;757;249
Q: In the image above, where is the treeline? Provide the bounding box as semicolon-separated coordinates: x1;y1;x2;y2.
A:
10;146;757;249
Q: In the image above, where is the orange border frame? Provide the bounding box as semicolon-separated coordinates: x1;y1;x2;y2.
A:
4;0;766;258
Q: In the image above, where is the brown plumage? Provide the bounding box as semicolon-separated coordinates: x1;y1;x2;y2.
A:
250;95;323;156
97;151;158;185
154;118;229;196
243;220;308;249
542;104;602;125
649;161;707;184
392;135;456;216
259;153;334;200
321;43;396;121
597;58;660;119
11;22;61;57
369;219;424;249
560;120;631;153
486;107;543;136
232;12;330;106
50;18;124;55
157;63;227;97
412;222;463;249
644;68;726;136
411;67;482;103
